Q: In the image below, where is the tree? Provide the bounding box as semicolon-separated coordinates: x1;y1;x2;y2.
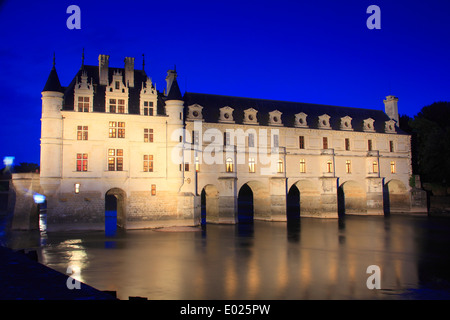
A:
12;162;40;173
409;102;450;185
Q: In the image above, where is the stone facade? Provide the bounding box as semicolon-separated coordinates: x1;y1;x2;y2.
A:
11;53;425;231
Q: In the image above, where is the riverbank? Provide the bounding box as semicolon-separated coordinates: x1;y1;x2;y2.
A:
0;245;116;300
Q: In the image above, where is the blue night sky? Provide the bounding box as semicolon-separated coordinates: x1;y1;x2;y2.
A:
1;0;449;166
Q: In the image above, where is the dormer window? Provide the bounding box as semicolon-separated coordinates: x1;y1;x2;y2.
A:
340;116;353;131
318;114;331;129
363;118;375;132
187;104;203;121
115;81;120;90
385;120;397;133
219;106;235;123
143;101;154;116
295;112;308;128
268;110;283;126
243;108;258;125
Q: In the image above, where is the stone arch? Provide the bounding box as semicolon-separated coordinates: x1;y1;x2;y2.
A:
237;180;270;222
288;179;321;218
384;179;410;213
338;180;367;216
105;188;127;235
200;184;220;224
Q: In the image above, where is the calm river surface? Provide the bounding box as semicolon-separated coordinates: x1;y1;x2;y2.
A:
3;214;450;300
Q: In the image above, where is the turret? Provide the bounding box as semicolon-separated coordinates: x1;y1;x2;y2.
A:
41;55;64;180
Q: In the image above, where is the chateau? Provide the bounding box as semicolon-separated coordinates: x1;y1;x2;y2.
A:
12;53;422;231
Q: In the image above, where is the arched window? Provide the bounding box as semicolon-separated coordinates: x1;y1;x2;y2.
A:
226;158;234;173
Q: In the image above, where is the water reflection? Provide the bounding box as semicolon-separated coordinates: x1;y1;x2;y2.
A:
4;215;450;300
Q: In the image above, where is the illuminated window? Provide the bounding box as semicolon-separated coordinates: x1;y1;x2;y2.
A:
195;156;200;172
76;153;88;172
327;160;333;173
323;137;328;149
300;159;306;173
345;138;350;151
74;183;80;194
345;160;351;173
249;157;255;173
277;159;284;173
373;161;379;173
108;149;123;171
77;126;88;140
390;161;396;174
389;141;394;152
144;155;153;172
299;136;305;149
77;96;89;112
144;128;153;143
368;139;373;151
109;122;125;138
143;101;154;116
226;158;233;173
151;184;156;196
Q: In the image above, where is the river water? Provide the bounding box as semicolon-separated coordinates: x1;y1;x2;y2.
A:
2;214;450;300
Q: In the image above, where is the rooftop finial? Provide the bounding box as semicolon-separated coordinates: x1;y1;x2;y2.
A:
81;48;85;68
142;53;145;71
52;52;56;68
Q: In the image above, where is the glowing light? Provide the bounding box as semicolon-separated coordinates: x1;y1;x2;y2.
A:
3;156;14;166
33;194;46;204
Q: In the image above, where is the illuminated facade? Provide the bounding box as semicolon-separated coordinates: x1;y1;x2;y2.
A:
32;54;417;231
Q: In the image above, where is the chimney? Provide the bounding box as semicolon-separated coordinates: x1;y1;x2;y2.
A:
98;54;110;85
124;57;135;88
165;69;177;96
383;95;399;126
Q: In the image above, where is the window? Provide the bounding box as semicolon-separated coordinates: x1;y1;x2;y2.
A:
77;126;88;140
277;159;284;173
249;157;255;173
299;136;305;149
118;99;125;114
248;133;255;148
115;81;120;90
368;139;373;151
323;137;328;149
373;161;379;173
389;141;394;152
224;131;231;146
192;130;199;146
273;134;279;148
144;128;153;143
109;122;125;138
390;161;396;174
143;101;154;116
109;99;116;113
151;184;156;196
77;96;89;112
300;159;306;173
327;160;333;173
345;160;351;173
143;155;154;172
184;163;190;172
108;149;123;171
345;138;350;151
74;183;80;194
76;153;88;172
195;156;200;172
226;158;233;173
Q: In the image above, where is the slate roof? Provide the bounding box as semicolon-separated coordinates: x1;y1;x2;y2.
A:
62;65;166;115
166;78;183;100
43;66;63;93
183;92;406;134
